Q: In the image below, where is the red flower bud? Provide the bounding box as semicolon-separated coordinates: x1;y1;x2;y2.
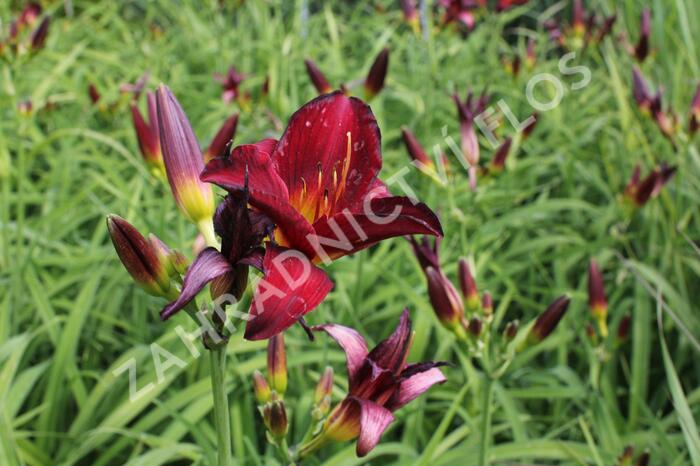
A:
588;259;608;336
262;399;288;440
304;59;333;94
252;370;271;404
504;320;519;342
458;258;479;311
29;16;50;51
364;48;389;100
617;314;631;343
426;267;464;329
106;215;171;297
314;366;334;417
468;317;482;337
690;83;700;135
131;91;164;175
156;85;214;224
401;127;434;173
490;137;512;173
88;84;101;105
634;9;651;62
481;291;493;318
529;295;570;342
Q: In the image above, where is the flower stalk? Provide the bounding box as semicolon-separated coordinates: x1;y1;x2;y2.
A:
210;347;233;466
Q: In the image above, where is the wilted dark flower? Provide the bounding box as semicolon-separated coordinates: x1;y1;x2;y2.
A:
310;311;446;457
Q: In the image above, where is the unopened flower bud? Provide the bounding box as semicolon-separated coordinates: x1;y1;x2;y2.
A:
481;292;493;318
401;127;434;173
267;334;287;396
304;59;332;94
468;317;482;337
617;314;631;343
204;113;238;163
314;367;334;418
635;451;650;466
156;85;214;224
618;445;634;466
529;295;570;343
364;48;389;100
148;234;188;278
458;258;479;311
588;260;608;337
252;370;271;404
106;215;171;297
263;399;288;440
504;320;519;342
29;17;49;51
425;266;464;329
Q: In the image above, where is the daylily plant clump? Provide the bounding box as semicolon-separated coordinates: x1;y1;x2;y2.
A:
108;80;444;462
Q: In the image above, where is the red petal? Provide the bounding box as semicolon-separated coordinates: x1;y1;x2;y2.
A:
385;366;446;411
160;248;233;320
244;245;333;340
367;309;413;373
272;92;382;217
312;324;369;380
309;196;443;262
202;139;287;200
356;398;394;457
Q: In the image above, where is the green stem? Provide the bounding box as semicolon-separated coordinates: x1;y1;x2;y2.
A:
478;376;494;466
210;347;232;466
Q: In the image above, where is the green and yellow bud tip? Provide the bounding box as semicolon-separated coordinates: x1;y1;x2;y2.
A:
314;367;334;416
106;215;171;297
252;370;271;404
267;334;287;396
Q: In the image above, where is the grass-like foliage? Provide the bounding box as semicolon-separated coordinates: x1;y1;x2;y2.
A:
1;0;699;465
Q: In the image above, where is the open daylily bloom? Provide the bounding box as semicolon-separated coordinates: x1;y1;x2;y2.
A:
200;93;440;338
202;91;442;265
160;193;334;340
310;310;446;457
545;0;615;50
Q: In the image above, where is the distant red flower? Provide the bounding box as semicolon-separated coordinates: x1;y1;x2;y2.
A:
545;0;615;49
623;162;676;207
688;83;700;136
214;66;246;104
310;310;446;457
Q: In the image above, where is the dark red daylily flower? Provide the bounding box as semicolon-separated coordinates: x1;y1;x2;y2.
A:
200;93;440;338
623;162;676;207
631;68;678;141
214;66;246;104
311;311;446;457
546;0;615;49
202;91;442;264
